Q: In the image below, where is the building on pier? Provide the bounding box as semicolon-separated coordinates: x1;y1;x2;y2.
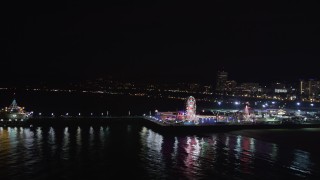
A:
0;99;33;120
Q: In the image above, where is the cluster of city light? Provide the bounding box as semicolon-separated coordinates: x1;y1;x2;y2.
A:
5;86;320;103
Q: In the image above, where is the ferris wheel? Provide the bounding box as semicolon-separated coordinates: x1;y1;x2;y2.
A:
186;96;196;120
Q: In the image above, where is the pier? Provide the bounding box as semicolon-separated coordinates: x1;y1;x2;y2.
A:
1;116;320;134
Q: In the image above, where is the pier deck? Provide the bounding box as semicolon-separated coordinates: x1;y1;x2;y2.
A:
1;116;320;134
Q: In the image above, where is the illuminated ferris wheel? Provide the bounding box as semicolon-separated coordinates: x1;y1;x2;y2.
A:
186;96;196;120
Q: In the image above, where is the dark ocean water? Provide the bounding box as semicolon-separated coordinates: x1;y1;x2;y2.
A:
1;125;320;180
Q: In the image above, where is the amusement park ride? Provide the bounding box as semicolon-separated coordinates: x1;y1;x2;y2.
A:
186;96;197;121
155;96;201;123
155;97;261;124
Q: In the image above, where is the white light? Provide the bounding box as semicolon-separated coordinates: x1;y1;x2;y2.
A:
297;102;300;106
272;101;275;104
39;113;42;116
311;104;314;107
51;113;54;116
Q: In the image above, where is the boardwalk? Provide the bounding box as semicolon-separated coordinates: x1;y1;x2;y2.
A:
1;116;320;134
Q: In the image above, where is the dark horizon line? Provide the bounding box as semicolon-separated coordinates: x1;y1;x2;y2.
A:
0;78;311;88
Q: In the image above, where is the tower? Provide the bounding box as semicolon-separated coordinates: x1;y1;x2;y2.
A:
216;71;228;91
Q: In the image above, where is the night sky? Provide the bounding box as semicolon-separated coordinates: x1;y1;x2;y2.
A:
3;1;320;85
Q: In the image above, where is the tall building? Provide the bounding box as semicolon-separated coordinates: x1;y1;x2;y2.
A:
300;80;307;96
299;79;320;99
216;71;228;91
308;79;320;99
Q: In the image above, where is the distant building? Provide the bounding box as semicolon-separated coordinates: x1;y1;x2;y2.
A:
240;83;261;94
272;82;288;94
300;79;320;100
225;80;237;92
203;85;213;93
215;71;228;91
308;79;320;99
300;80;307;96
189;83;200;92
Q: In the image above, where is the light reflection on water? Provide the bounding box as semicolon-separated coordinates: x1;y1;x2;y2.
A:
0;125;319;179
139;128;319;179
